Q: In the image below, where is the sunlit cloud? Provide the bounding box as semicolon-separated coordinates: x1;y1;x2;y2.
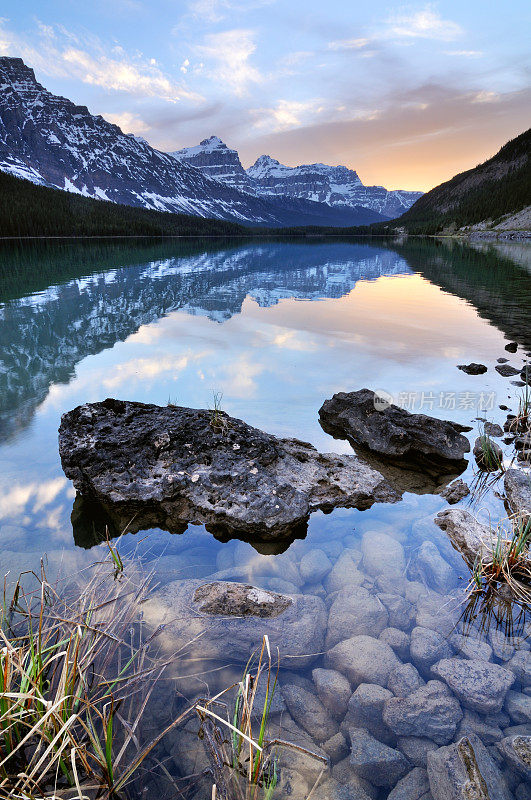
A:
187;0;275;23
102;111;150;135
472;90;500;103
251;98;324;132
195;29;263;96
0;478;68;521
0;19;201;103
102;354;205;388
384;5;463;41
217;354;265;397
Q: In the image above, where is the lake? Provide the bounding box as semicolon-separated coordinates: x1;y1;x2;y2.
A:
0;236;530;799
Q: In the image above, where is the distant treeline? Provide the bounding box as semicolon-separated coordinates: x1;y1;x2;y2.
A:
0;171;247;237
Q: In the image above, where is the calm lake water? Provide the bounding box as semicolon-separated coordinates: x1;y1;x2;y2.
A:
0;236;530;798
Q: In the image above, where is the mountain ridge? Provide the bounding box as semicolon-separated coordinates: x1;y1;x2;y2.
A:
0;56;387;229
172;136;423;218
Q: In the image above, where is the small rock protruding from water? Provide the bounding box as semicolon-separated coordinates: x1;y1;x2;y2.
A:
457;362;488;375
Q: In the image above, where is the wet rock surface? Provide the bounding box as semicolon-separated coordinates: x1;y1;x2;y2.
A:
496;363;521;377
59;399;398;542
192;581;292;617
427;733;514;800
431;658;515;715
505;469;531;522
457;363;487;375
434;509;496;567
319;388;471;472
440;479;470;504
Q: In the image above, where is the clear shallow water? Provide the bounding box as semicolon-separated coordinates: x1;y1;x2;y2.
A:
0;237;530;798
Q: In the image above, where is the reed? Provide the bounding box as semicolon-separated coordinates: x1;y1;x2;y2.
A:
0;555;191;799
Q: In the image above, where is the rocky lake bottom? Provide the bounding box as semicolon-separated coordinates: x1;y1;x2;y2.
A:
0;236;530;799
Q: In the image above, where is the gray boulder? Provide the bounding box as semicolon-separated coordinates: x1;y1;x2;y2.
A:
142;579;327;668
348;727;409;787
434;509;498;568
319;388;471;471
326;635;400;687
312;668;352;720
383;680;462;745
299;548;332;583
449;634;492;662
496;363;520;377
361;531;405;578
456;709;503;745
387;767;431;800
504;690;531;724
59;399;398;543
505;468;531;523
397;736;439;768
387;662;425;698
431;658;515;715
281;684;337;743
342;683;395;745
379;628;410;661
415;541;458;594
506;650;531;687
427;733;513;800
410;627;453;676
326;588;388;649
497;735;531;781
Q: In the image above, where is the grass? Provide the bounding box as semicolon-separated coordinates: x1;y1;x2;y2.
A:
475;423;504;472
468;513;531;605
0;554;191;799
196;636;327;800
209;391;231;435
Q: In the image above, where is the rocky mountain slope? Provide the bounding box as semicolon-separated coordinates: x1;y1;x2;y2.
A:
393;128;531;234
173;136;422;218
0;57;385;228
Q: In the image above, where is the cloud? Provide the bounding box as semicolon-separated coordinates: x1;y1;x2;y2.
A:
0;19;201;103
101;111;150;135
385;5;462;41
251;98;323;132
328;37;370;51
196;29;262;96
187;0;275;23
445;50;483;58
471;90;500;104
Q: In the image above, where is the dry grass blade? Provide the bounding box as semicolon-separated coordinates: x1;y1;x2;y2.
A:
0;552;190;799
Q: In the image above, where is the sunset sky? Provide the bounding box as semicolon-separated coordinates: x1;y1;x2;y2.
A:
1;1;529;191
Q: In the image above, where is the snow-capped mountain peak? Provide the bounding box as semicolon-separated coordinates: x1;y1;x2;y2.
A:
0;58;390;228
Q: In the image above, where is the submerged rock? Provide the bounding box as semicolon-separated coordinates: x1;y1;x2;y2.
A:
319;388;471;473
59;399;398;543
383;680;462;745
427;733;513;800
457;363;487;375
348;727;409;787
431;658;515;715
497;735;531;781
142;578;326;668
504;468;531;522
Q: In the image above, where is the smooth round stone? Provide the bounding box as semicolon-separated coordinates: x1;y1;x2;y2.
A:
383;680;462;745
361;531;405;578
397;736;438;768
326;587;388;649
410;626;453;676
379;628;410;661
299;548;332;583
387;662;424;698
348;728;409;787
281;683;337;743
324;551;365;594
505;690;531;724
326;635;400;688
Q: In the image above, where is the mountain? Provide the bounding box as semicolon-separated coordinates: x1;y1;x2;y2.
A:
392;128;531;234
0;57;386;228
172;136;423;218
246;155;423;218
169;136;254;193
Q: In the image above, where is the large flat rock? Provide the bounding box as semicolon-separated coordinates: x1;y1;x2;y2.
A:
58;399;399;543
319;388;471;473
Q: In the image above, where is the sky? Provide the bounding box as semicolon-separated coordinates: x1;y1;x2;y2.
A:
1;1;529;191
